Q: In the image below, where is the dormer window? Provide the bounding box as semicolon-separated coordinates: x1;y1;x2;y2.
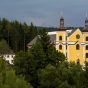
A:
59;45;62;50
59;36;62;40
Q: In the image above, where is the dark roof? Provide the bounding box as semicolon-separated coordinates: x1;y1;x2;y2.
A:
27;34;56;48
82;29;88;32
68;29;77;37
68;28;82;37
27;36;40;47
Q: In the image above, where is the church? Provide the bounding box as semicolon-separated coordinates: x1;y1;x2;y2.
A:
48;16;88;65
28;16;88;65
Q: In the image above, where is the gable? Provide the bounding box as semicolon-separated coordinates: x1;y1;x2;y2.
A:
68;28;82;37
68;28;83;42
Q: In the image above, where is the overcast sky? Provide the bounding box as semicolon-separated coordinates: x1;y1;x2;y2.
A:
0;0;88;27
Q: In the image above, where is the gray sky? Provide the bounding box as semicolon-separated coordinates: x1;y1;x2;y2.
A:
0;0;88;27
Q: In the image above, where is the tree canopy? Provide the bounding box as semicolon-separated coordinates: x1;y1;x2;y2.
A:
0;39;12;54
0;18;37;52
0;58;33;88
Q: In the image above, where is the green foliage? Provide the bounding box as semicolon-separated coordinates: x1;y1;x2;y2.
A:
0;58;32;88
0;39;12;54
1;70;32;88
0;18;37;52
14;29;66;88
38;62;82;88
14;51;30;75
47;44;66;66
39;29;66;66
38;64;58;88
14;29;88;88
29;43;46;69
39;29;50;53
14;43;46;87
79;62;88;88
59;81;70;88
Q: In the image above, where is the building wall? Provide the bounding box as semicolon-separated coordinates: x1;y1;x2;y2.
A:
3;54;15;64
56;31;66;56
55;28;88;65
83;32;88;62
68;29;84;64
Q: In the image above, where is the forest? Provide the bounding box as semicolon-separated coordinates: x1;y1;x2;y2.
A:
0;18;37;53
0;18;88;88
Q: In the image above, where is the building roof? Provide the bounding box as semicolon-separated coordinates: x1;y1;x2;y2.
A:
68;29;78;37
27;36;40;47
27;34;56;48
68;28;83;37
27;27;88;48
82;29;88;32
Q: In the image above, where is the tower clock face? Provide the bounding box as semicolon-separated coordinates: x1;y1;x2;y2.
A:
76;34;80;39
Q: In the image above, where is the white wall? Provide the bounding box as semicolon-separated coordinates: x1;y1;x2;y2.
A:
3;54;15;64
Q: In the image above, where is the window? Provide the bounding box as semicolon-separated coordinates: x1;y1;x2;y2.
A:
76;44;80;50
59;45;62;50
66;45;67;50
86;53;88;58
86;45;88;50
7;55;9;58
86;37;88;41
76;34;80;39
11;55;14;58
59;36;62;40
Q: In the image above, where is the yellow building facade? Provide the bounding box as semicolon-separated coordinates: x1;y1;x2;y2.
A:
48;17;88;65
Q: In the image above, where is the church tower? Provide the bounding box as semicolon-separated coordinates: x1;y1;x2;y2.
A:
60;16;64;29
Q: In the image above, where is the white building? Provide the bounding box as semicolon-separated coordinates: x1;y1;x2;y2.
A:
2;54;15;64
0;54;15;64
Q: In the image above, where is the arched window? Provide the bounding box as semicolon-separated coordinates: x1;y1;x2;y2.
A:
76;44;80;50
59;36;62;40
86;45;88;50
86;37;88;41
59;45;62;50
